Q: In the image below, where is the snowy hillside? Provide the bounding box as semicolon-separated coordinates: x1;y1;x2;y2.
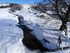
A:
0;3;70;53
0;3;9;6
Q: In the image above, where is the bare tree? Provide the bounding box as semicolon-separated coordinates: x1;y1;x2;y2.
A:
33;0;70;35
48;0;70;35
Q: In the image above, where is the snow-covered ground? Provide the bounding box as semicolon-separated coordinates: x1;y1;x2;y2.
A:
0;3;9;6
0;4;70;53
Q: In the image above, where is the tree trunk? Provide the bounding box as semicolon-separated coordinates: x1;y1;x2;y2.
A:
59;5;70;35
59;20;67;36
59;21;67;31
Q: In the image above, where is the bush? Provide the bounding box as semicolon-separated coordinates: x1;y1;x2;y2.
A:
31;4;47;13
10;3;22;12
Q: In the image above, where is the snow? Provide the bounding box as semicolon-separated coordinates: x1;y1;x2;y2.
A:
0;3;9;6
46;10;57;15
0;4;70;53
0;7;23;53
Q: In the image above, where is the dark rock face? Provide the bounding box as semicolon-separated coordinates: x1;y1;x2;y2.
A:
17;25;49;52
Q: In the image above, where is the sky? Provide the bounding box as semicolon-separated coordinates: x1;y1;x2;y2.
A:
0;0;41;4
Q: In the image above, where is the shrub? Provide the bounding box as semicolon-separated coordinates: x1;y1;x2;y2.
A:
10;3;22;12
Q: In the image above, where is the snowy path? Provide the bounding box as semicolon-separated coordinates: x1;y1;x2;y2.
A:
0;19;23;53
0;8;24;53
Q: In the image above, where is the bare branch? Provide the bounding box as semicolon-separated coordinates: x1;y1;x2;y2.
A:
65;4;70;20
48;0;55;6
54;0;63;20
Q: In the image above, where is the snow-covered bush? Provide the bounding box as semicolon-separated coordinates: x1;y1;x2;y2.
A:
9;3;22;12
31;4;47;13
